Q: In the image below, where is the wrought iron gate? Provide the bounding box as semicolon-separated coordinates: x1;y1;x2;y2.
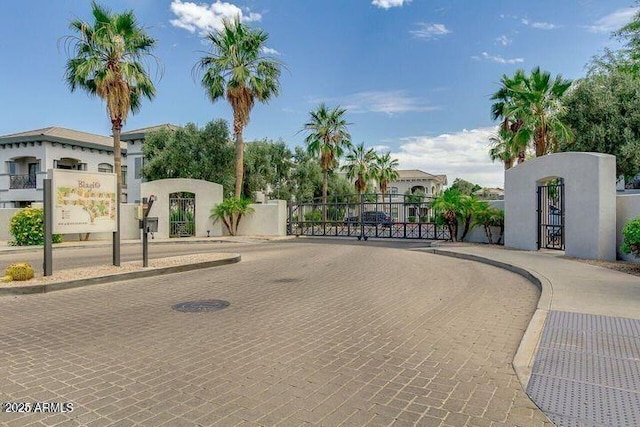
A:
287;193;451;240
537;181;564;250
169;192;196;237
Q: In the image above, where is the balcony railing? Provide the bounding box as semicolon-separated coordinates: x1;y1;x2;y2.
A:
9;174;37;189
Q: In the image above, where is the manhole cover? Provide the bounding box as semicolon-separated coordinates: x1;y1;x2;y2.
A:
171;300;230;313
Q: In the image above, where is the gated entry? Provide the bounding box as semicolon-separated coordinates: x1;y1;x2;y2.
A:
537;181;564;250
169;192;196;237
287;193;451;240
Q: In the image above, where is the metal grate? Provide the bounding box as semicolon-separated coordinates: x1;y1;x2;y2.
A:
527;311;640;427
171;300;230;313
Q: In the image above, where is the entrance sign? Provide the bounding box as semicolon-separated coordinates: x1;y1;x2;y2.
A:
50;169;117;234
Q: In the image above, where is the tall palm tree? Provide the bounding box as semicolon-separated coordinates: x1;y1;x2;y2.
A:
373;152;400;197
489;128;519;170
341;142;377;226
490;70;528;164
195;18;281;198
64;1;158;266
430;188;465;242
302;103;351;219
500;67;575;157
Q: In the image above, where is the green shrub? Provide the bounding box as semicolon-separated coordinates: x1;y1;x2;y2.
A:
304;210;322;222
210;197;254;236
408;216;416;223
327;206;345;221
5;263;35;281
419;215;429;223
9;208;62;246
621;217;640;257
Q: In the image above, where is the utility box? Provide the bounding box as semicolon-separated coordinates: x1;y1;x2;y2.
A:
139;217;158;233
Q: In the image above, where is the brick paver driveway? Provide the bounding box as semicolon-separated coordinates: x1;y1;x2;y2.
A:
0;241;551;426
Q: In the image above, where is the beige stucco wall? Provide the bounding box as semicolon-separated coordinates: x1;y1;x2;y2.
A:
141;178;223;239
234;200;287;236
504;152;616;260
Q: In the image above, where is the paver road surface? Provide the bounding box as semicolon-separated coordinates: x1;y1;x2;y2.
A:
0;241;551;426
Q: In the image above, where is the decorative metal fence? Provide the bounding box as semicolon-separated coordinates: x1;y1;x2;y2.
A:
537;181;564;250
169;192;196;237
287;193;451;240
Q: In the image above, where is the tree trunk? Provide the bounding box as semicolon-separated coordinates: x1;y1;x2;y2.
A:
233;110;245;199
322;169;328;222
112;121;122;266
460;215;472;241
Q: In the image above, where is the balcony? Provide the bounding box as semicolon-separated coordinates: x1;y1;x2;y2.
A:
9;174;37;189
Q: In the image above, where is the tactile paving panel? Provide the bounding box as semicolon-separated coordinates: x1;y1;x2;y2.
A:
527;311;640;427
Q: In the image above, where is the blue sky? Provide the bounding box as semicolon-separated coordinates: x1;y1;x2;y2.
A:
0;0;636;187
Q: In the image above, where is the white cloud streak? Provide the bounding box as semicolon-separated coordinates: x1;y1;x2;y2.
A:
170;0;261;36
320;90;439;115
475;52;524;64
372;0;410;9
587;7;639;33
261;46;281;56
521;18;556;30
389;127;505;188
410;23;451;40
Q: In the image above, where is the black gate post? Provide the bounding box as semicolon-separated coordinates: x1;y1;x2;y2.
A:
537;186;541;249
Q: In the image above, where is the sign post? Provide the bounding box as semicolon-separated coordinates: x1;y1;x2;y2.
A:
139;195;156;267
43;179;53;276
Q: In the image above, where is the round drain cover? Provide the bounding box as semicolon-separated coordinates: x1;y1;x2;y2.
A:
172;300;230;313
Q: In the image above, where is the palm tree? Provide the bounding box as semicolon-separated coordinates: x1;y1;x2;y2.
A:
489;128;519;170
373;152;400;197
195;18;281;198
302;103;351;219
341;143;377;223
64;1;158;266
430;188;465;242
490;70;528;164
501;67;575;157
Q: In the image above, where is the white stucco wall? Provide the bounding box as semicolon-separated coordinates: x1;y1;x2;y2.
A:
504;152;616;260
141;178;223;239
234;200;287;236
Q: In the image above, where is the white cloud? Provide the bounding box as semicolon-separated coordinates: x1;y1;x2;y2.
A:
320;90;439;115
372;0;410;9
389;127;505;188
261;46;281;56
521;18;556;30
473;52;524;64
496;35;511;46
169;0;261;36
587;7;639;33
410;23;451;40
372;144;391;152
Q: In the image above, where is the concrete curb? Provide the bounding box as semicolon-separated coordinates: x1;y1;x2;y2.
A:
424;248;554;389
0;254;241;296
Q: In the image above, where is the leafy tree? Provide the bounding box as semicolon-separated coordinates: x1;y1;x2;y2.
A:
243;139;292;200
450;178;481;196
195;18;281;198
302;103;351;219
490;70;529;164
142;120;235;194
210;197;254;236
63;1;158;264
559;67;640;179
373;152;400;196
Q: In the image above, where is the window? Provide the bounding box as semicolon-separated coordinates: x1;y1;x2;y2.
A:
6;161;16;175
134;157;143;179
121;165;127;188
98;163;113;173
391;187;398;195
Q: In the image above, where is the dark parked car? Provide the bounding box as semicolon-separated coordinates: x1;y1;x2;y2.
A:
344;211;394;227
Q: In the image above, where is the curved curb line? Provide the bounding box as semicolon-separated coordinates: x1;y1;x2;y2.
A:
424;248;553;390
0;254;241;296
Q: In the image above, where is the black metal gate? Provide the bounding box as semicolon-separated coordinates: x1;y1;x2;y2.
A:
537;181;564;250
169;192;196;237
287;193;451;240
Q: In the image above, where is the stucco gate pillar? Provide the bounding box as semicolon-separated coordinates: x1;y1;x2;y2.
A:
504;152;616;260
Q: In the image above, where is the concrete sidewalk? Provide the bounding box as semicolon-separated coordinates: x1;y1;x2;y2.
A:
426;244;640;427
